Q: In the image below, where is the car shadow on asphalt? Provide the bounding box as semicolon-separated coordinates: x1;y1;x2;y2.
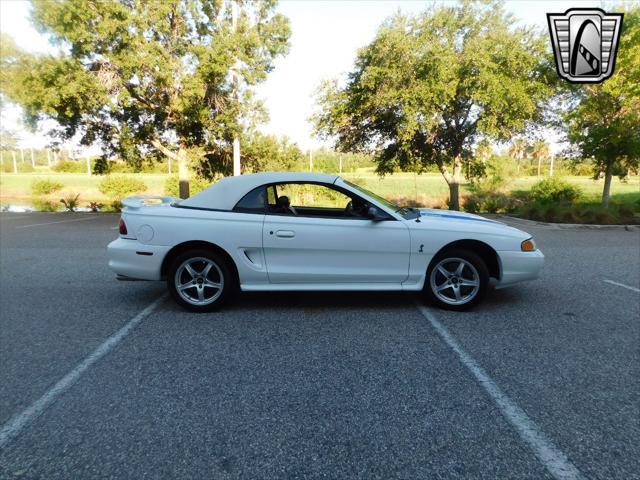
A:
158;290;417;314
156;285;533;316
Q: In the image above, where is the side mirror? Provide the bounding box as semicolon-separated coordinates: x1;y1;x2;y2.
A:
366;206;384;221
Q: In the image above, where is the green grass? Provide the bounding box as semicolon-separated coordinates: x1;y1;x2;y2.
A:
0;172;167;206
1;169;638;212
342;171;640;207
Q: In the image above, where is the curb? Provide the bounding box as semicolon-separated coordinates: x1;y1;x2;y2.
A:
482;214;640;231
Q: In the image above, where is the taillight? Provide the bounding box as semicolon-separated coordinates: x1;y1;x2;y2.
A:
119;217;128;235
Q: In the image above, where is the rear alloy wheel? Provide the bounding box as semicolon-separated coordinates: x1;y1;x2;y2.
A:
167;249;233;312
426;248;489;311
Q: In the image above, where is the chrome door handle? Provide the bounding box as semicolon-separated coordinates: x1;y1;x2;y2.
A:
275;230;295;238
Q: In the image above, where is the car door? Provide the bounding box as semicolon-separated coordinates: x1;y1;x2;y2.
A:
262;183;410;284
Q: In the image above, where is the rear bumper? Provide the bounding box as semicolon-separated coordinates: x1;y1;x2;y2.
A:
496;249;544;288
107;238;170;281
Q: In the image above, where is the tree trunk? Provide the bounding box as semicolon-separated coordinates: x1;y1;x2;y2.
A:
152;140;190;199
448;182;460;211
437;157;462;211
178;148;189;199
537;156;541;176
449;157;462;211
233;137;241;176
602;163;612;208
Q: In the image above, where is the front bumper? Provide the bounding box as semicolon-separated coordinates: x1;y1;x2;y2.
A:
107;238;171;281
496;249;544;288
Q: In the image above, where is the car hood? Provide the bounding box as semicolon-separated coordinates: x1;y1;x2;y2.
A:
411;208;531;240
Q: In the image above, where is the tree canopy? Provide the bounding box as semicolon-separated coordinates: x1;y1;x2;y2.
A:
313;0;555;209
0;0;290;197
564;5;640;208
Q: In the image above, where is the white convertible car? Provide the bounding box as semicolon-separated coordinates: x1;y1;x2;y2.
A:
107;172;543;312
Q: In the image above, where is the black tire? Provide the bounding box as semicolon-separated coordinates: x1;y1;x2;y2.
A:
167;249;235;312
425;248;490;311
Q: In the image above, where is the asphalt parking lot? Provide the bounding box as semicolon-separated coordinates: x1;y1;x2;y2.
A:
0;212;638;480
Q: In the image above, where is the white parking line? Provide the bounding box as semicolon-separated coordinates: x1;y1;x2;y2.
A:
603;279;640;293
0;294;167;449
416;303;584;480
15;216;100;229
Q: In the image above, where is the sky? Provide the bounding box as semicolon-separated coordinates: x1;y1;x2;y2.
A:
0;0;612;152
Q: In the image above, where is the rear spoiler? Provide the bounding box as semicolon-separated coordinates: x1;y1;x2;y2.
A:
121;195;179;210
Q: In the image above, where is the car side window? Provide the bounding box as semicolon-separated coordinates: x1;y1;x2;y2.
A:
278;183;350;208
234;186;267;213
267;182;370;219
267;185;276;205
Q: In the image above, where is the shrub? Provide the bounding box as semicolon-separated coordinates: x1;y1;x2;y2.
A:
88;201;104;212
560;210;580;224
98;175;147;200
529;177;582;204
2;162;35;173
164;174;212;198
616;206;636;223
569;161;594;176
31;197;58;212
60;193;80;212
31;179;63;195
108;200;123;212
52;159;86;173
468;155;518;195
462;194;481;214
386;194;425;208
517;202;639;225
1;161;35;173
463;192;520;214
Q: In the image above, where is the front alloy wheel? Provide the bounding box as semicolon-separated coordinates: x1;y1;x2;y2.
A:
426;248;489;311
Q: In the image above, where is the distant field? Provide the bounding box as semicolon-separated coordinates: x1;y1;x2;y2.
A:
1;170;638;209
342;171;640;206
0;173;168;206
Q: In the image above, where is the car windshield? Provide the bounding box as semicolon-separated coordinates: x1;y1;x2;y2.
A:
343;180;420;219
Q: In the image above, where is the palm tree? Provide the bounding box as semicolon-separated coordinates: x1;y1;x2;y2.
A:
475;139;493;163
508;138;528;173
531;140;550;177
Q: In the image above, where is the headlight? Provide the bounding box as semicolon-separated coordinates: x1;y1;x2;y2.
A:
521;238;536;252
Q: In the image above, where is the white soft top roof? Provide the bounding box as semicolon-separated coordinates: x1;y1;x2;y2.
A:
178;172;340;210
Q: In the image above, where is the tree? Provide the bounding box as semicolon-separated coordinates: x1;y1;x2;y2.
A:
313;1;553;210
0;127;18;152
0;34;19;156
236;131;304;173
564;6;640;208
475;139;494;163
0;0;290;198
530;139;549;177
508;138;529;174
